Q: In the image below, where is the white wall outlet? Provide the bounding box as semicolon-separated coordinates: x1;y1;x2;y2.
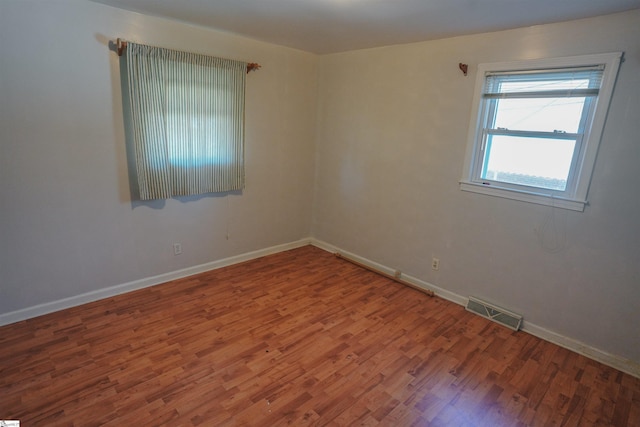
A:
173;243;182;255
432;257;440;270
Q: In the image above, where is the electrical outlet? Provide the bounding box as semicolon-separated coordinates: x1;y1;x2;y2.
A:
432;257;440;271
173;243;182;255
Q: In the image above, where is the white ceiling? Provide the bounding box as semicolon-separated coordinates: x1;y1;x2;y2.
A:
91;0;640;54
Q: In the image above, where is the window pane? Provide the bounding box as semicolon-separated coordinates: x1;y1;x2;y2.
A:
493;97;585;133
482;135;576;191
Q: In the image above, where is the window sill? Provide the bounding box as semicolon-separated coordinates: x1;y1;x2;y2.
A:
459;181;587;212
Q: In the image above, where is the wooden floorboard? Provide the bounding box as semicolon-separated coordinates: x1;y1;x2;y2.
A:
1;245;639;426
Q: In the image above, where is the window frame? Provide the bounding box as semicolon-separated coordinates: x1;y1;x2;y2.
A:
460;52;622;211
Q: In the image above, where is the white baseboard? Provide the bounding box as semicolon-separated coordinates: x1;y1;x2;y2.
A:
0;238;311;327
2;236;638;379
522;322;640;379
310;239;466;305
310;238;640;379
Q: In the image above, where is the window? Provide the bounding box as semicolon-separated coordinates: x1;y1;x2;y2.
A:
460;53;622;211
123;43;247;200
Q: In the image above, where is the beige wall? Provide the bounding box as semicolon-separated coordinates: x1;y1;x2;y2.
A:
0;0;317;312
313;11;640;363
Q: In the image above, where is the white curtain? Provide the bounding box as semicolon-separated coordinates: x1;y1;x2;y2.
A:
124;42;247;200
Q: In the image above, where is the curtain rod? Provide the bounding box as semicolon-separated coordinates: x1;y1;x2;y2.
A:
115;38;261;73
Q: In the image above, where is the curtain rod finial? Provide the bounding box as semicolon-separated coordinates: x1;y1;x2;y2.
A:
116;38;127;56
247;63;261;73
459;63;468;76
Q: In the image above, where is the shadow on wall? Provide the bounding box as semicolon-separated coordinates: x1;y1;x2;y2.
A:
130;190;242;210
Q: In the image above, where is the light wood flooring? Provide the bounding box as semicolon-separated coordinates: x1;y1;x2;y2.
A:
1;245;639;426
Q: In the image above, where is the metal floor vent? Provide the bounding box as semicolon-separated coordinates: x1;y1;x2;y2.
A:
465;296;522;331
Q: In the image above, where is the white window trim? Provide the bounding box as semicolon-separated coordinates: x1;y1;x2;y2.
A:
460;52;623;212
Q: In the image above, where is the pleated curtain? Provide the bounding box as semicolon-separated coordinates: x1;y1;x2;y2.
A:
124;42;247;200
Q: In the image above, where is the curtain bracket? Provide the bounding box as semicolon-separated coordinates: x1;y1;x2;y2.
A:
247;63;261;73
116;38;127;56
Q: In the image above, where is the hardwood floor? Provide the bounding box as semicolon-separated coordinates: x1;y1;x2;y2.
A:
1;245;639;426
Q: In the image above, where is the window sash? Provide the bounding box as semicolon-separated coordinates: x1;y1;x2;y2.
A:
473;70;600;196
477;132;582;192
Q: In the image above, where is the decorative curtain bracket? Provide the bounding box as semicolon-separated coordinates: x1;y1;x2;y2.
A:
116;38;127;56
247;63;261;74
